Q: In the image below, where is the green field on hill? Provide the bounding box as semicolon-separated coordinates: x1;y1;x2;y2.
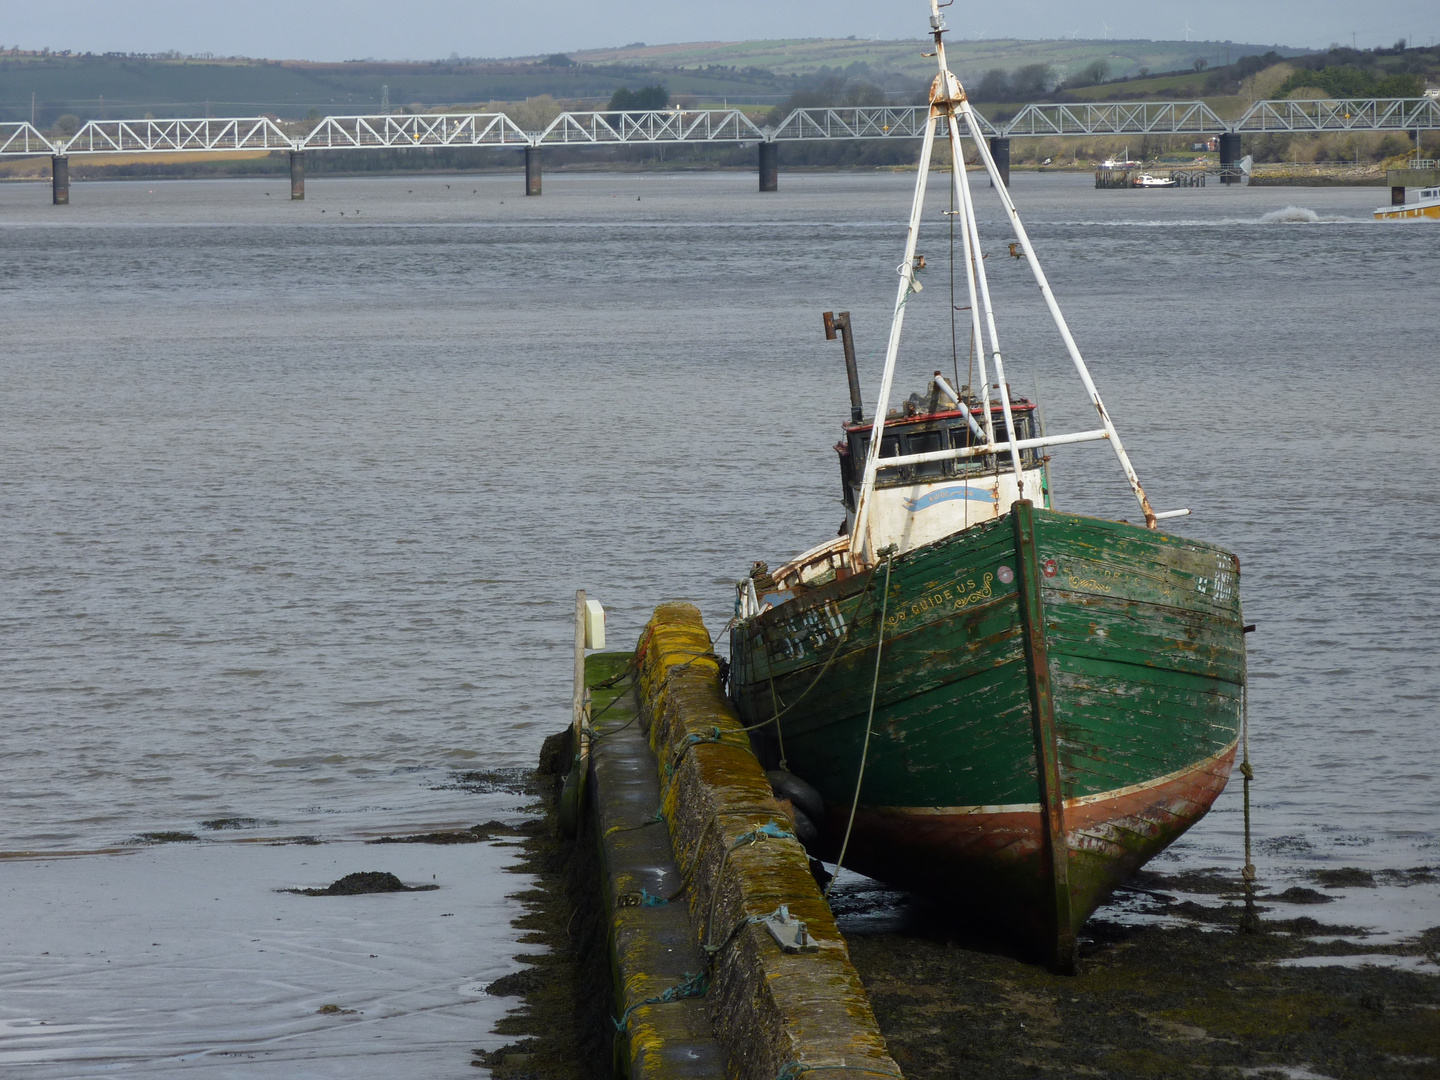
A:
570;37;1305;85
0;36;1307;126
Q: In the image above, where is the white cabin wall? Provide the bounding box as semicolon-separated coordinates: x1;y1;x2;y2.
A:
854;467;1047;557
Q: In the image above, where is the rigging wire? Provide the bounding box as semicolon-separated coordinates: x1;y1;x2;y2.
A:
825;549;895;900
949;156;961;393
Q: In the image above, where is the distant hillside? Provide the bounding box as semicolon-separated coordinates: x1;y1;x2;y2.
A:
0;37;1309;126
568;37;1310;85
0;54;793;125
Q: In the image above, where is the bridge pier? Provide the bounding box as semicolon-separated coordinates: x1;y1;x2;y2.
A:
289;151;305;200
988;137;1011;188
525;146;542;196
51;156;69;205
1219;132;1243;185
759;142;778;192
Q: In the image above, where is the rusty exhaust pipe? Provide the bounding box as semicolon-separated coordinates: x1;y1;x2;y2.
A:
823;310;864;423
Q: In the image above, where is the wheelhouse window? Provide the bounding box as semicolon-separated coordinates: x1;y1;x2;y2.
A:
845;408;1041;491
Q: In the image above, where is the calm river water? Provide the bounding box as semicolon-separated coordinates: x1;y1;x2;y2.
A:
2;169;1437;1075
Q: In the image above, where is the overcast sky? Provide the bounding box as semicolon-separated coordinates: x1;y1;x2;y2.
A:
6;1;1439;62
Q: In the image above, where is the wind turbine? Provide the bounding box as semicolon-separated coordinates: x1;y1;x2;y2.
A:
1101;19;1112;40
1183;19;1194;42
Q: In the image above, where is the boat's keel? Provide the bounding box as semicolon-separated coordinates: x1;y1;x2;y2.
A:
831;742;1237;962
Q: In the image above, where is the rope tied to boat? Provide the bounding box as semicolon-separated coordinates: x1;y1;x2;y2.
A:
667;725;740;773
611;969;710;1033
704;903;809;960
826;545;897;900
1239;672;1259;934
702;821;797;953
742;560;887;736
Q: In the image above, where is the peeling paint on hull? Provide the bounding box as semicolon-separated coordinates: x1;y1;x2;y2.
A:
841;741;1238;939
730;505;1246;951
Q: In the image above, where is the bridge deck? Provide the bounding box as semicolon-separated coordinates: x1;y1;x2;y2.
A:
4;97;1438;158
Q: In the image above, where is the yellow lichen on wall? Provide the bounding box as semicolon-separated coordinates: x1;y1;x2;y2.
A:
633;602;903;1080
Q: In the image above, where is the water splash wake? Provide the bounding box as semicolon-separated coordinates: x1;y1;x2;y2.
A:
1259;206;1323;223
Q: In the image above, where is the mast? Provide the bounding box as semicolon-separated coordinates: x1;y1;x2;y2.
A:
846;5;947;562
847;0;1166;561
846;107;937;563
953;103;1158;527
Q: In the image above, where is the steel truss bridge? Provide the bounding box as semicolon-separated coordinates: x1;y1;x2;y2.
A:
4;97;1439;159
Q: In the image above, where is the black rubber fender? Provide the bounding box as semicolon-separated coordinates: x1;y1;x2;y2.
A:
790;805;820;848
766;769;825;829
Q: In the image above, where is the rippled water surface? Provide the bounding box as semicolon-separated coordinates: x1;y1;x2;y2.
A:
2;171;1437;1072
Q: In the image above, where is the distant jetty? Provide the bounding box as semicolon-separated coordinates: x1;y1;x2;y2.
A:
1249;162;1386;186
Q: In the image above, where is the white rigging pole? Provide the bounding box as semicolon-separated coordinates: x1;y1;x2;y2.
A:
848;0;1162;564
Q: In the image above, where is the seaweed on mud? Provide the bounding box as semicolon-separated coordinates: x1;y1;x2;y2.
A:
470;732;615;1080
472;1038;542;1072
1260;834;1317;856
1272;886;1335;905
1129;866;1241;895
1312;867;1378;889
849;909;1440;1080
430;768;540;797
485;962;549;998
128;831;200;844
200;817;276;830
284;871;439;896
1414;927;1440;961
365;821;526;845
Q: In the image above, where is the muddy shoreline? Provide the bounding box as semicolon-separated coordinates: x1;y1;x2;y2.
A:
840;867;1439;1080
471;748;616;1080
482;755;1437;1079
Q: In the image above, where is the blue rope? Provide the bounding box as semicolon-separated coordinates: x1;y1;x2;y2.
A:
733;820;794;845
612;970;709;1032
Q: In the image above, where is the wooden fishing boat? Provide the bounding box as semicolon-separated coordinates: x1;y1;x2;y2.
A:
727;0;1246;972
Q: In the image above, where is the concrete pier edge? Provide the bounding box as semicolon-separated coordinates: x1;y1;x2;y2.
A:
590;601;902;1080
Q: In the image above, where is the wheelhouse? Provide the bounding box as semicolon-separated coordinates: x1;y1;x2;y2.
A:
836;390;1041;513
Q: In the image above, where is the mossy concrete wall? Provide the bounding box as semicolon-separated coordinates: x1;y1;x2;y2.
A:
586;651;723;1080
1388;166;1440;188
636;602;901;1080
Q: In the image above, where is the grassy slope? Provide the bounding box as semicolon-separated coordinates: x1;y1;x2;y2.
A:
1;38;1309;124
569;38;1309;83
0;56;795;123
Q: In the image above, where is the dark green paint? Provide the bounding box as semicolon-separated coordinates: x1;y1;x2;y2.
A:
1013;501;1077;973
730;504;1246;943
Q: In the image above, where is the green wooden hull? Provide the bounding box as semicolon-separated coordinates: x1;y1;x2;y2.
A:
730;504;1245;962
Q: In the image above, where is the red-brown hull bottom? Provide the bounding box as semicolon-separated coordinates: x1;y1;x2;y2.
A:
831;744;1237;943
